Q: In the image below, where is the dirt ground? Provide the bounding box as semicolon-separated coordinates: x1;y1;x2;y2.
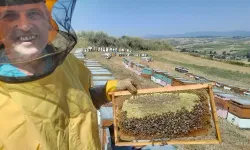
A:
86;52;250;150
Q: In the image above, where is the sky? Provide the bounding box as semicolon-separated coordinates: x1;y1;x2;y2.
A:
71;0;250;37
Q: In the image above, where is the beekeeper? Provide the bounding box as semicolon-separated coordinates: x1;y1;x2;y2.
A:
0;0;138;149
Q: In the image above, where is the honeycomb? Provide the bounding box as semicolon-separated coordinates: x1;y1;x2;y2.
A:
117;89;212;140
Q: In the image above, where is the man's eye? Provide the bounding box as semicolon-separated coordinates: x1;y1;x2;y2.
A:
0;13;18;21
28;11;42;18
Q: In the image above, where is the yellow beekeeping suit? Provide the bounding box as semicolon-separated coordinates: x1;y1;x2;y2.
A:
0;53;102;150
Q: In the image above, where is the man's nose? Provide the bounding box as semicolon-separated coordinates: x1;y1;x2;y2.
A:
16;14;31;31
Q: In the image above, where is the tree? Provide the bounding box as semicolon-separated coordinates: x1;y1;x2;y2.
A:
247;51;250;58
180;48;187;52
76;30;173;51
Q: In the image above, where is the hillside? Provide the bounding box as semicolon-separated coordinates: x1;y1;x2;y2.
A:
75;31;173;51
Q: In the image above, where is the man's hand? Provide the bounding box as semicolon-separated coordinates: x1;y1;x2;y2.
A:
90;78;140;109
116;78;140;94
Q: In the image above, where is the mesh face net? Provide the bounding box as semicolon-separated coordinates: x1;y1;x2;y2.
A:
0;0;77;83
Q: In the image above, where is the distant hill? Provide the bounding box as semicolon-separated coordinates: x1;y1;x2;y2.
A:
144;30;250;39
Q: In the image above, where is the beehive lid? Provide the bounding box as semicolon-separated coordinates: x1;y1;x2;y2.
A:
174;77;185;80
93;81;108;86
92;76;115;81
88;67;104;70
139;64;146;68
216;93;236;99
91;71;112;75
153;73;164;79
141;68;153;74
85;60;99;63
168;74;176;77
231;97;250;106
181;80;196;84
197;80;210;84
90;69;109;72
85;61;100;64
153;68;162;72
99;107;113;120
164;73;172;77
85;64;102;67
212;88;224;94
155;70;166;74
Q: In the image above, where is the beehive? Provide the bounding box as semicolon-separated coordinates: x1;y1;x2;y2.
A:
110;84;221;146
185;73;195;78
227;112;250;129
128;61;134;68
172;77;185;86
214;93;231;119
229;98;250;119
141;68;153;79
163;73;173;85
231;87;247;95
180;80;197;85
244;91;250;97
214;93;236;109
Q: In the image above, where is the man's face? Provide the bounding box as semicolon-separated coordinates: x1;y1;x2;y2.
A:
0;2;51;62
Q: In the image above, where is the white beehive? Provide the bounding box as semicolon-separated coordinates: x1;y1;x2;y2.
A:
227;112;250;129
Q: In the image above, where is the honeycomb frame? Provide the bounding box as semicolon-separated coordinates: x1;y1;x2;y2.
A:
109;83;222;147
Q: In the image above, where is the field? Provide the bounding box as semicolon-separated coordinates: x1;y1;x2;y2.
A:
167;37;250;56
86;52;250;150
167;37;250;67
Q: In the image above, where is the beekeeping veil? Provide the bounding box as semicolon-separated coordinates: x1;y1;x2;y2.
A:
0;0;77;83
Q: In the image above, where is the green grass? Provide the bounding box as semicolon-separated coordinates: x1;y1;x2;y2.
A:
192;43;228;50
154;57;250;82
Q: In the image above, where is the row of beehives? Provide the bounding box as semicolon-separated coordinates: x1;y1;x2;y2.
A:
116;53;149;57
83;46;132;53
115;53;150;58
172;64;250;97
79;57;114;150
184;72;250;97
73;49;86;60
171;59;250;97
98;52;149;57
122;57;250;129
122;58;206;87
77;47;150;57
175;66;189;73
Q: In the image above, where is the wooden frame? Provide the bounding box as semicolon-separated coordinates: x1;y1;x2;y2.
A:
109;83;222;146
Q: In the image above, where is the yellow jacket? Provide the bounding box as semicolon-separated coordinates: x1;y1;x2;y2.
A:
0;53;114;150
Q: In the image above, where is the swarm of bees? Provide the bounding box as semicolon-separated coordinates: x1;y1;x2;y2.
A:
117;89;212;140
